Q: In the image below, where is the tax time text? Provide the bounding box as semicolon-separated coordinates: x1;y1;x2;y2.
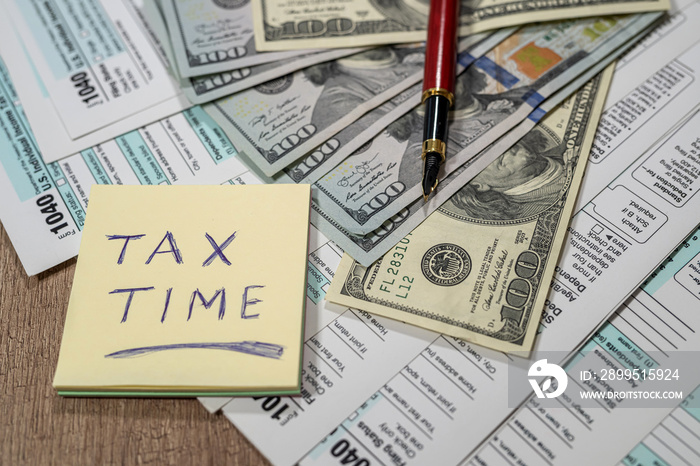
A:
105;231;264;323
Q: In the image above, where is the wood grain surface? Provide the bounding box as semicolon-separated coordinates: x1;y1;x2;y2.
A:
0;223;270;466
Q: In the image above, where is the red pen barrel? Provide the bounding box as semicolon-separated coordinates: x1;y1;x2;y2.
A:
420;0;460;199
422;0;460;101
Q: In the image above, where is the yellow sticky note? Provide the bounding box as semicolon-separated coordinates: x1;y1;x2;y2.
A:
53;184;311;396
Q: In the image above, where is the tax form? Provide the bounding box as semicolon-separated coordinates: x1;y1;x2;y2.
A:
215;0;700;463
468;227;700;465
0;0;190;163
0;55;245;275
622;382;700;465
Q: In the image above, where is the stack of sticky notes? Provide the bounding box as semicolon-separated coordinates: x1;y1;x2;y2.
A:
53;184;311;396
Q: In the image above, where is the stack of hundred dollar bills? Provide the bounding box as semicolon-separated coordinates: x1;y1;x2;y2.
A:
152;0;669;352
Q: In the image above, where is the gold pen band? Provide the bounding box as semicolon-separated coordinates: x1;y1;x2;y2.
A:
421;139;446;162
421;88;454;106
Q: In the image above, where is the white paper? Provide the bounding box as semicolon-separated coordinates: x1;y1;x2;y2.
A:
468;226;700;465
0;54;248;275
620;383;700;465
0;0;191;163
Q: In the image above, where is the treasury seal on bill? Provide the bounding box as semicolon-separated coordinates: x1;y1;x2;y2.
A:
421;244;472;286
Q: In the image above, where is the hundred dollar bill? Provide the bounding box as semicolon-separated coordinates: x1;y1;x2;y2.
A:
163;0;318;77
208;33;502;181
274;29;515;184
310;14;658;264
312;13;660;235
201;83;421;184
144;1;365;105
325;64;614;353
251;0;669;50
206;44;429;177
183;47;365;104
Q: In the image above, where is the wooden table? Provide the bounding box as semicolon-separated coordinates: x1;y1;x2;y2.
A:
0;223;269;465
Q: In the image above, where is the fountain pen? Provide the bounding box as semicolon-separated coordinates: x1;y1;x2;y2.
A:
421;0;460;201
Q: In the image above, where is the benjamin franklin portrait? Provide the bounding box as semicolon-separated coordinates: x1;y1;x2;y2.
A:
442;126;574;223
302;47;425;130
391;65;520;188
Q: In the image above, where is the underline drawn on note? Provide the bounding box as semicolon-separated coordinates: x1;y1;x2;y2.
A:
105;341;284;359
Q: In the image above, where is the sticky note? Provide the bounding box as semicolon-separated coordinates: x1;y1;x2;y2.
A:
53;184;311;396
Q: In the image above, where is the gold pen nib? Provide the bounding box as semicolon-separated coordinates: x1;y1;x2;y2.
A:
422;178;439;202
421;153;441;202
